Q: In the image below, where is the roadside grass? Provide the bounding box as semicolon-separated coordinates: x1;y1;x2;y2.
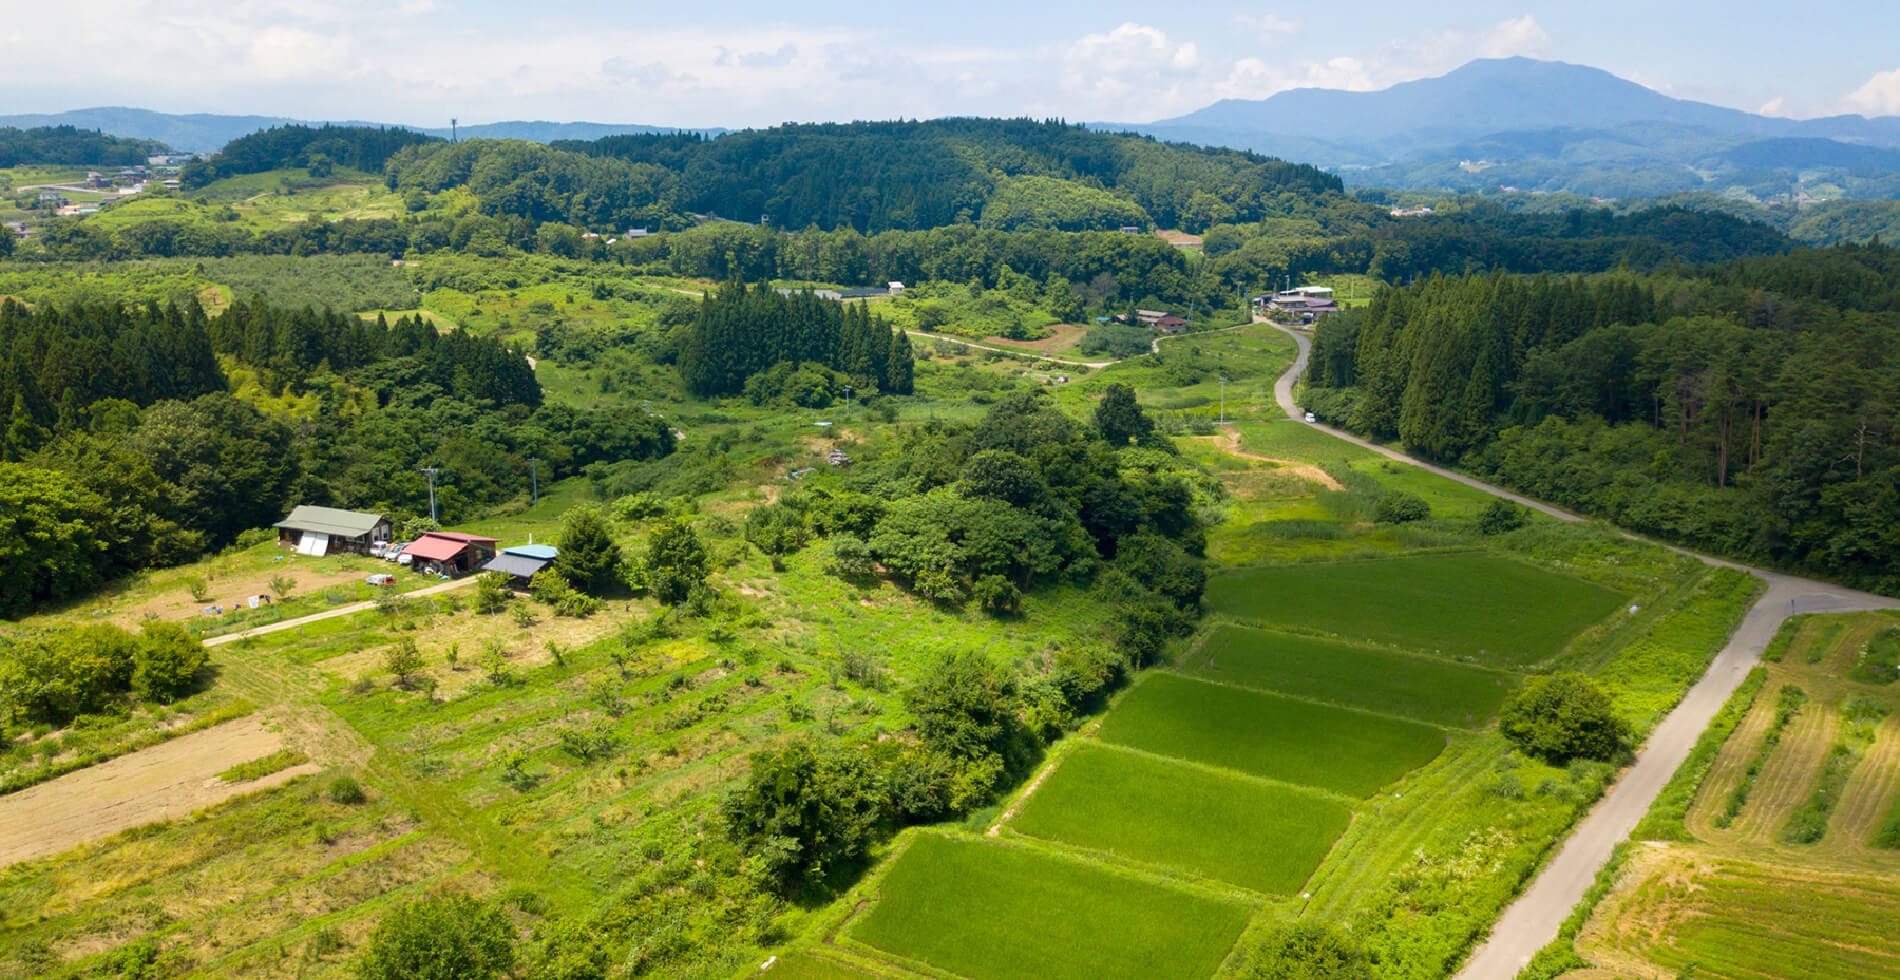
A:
0;693;254;794
759;953;889;978
1182;625;1516;728
219;748;310;783
1204;553;1626;667
1006;743;1350;894
849;833;1250;980
1594;567;1765;733
1095;673;1444;798
1633;669;1769;841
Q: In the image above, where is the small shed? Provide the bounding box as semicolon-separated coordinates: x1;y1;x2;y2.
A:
481;544;559;589
400;532;500;576
273;506;392;557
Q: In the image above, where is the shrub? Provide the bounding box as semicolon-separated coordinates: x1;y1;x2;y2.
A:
474;573;512;614
1477;498;1528;535
554;508;624;596
644;519;709;604
354;893;515;980
383;639;425;689
1499;673;1627;764
1373;491;1431;524
327;775;366;804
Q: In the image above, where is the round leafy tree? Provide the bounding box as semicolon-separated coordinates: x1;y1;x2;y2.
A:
355;893;514;980
1499;673;1627;763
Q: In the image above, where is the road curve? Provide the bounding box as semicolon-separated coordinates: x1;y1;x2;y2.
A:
1266;323;1900;979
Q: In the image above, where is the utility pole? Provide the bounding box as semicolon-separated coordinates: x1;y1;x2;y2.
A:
1219;375;1228;424
419;467;439;524
527;457;541;506
451;118;458;143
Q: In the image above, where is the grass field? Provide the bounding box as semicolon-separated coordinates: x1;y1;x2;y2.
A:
1095;673;1444;797
849;834;1251;980
1007;743;1350;894
1204;553;1626;667
1184;625;1517;728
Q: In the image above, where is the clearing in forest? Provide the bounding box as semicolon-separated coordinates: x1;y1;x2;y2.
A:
1006;743;1350;894
1204;553;1625;667
1095;672;1444;798
1183;625;1517;728
848;833;1250;980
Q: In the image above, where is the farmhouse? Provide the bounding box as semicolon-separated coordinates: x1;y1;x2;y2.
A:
481;543;559;588
272;505;392;556
1155;315;1189;334
1134;309;1170;326
399;532;500;575
1259;288;1343;321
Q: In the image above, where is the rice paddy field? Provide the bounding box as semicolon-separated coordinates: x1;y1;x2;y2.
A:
1183;625;1518;728
848;834;1252;980
1006;744;1351;894
1095;673;1447;798
1203;553;1627;667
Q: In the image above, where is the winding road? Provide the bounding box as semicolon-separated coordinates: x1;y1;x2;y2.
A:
1267;324;1900;980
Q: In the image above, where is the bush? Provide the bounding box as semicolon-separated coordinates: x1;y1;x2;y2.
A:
553;508;623;596
644;519;709;604
1499;673;1628;764
327;775;366;804
1372;491;1431;524
1231;922;1371;980
826;534;874;578
972;574;1022;615
474;573;511;614
354;893;515;980
131;621;209;702
1477;498;1528;535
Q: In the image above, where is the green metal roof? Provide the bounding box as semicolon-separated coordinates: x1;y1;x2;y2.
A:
272;505;388;538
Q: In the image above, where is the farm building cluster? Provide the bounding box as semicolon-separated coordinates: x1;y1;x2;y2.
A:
271;505;558;586
1254;286;1343;322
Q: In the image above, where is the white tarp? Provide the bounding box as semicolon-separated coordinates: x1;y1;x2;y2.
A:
296;531;330;556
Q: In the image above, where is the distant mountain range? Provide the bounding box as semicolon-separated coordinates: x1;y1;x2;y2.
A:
1103;58;1900;201
0;107;724;153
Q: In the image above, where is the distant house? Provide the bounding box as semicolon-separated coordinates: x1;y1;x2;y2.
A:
1118;226;1142;234
273;506;392;557
400;532;500;576
1264;291;1343;320
1135;309;1170;326
481;544;559;588
888;281;906;295
1389;207;1435;218
625;227;651;238
826;448;853;466
1154;315;1190;334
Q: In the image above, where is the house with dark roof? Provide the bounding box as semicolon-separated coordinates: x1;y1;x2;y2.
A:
273;506;392;557
400;532;500;576
1154;315;1190;334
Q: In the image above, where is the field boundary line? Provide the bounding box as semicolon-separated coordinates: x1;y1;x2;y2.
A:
1081;739;1366;808
1143;668;1459;734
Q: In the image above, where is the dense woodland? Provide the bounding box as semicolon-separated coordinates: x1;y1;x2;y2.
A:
0;298;668;615
678;283;913;397
0;126;161;167
1305;241;1900;590
179;124;436;187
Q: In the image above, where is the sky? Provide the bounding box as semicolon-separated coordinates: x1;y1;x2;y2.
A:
3;0;1899;127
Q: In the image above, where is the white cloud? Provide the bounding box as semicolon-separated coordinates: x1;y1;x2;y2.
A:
1758;96;1786;116
1233;14;1299;44
1478;14;1549;59
1847;67;1900;116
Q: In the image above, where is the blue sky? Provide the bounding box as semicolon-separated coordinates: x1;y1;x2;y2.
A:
3;0;1897;126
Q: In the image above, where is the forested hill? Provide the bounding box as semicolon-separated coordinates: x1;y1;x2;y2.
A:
0;126;166;166
550;119;1343;233
1301;242;1900;591
181;124;437;188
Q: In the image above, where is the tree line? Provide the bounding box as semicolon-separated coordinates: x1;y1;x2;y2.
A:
181;124;436;187
1303;241;1900;591
0;126;162;167
678;283;914;397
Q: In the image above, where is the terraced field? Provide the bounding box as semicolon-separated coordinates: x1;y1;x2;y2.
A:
848;834;1252;980
1204;554;1625;667
1095;673;1446;798
1183;625;1516;727
1007;744;1351;894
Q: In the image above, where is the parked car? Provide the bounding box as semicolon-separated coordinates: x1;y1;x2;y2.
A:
1304;412;1317;423
365;573;395;587
383;543;408;562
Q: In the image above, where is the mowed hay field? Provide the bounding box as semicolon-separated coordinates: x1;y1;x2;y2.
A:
1204;554;1626;667
850;834;1251;980
1007;744;1351;894
1625;861;1900;980
1184;626;1518;728
1095;673;1445;798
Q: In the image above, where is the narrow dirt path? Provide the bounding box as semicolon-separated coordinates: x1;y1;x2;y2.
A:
1212;426;1343;489
0;716;315;868
1264;323;1900;979
201;576;477;649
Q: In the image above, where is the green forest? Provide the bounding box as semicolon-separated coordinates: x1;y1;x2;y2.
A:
1303;241;1900;590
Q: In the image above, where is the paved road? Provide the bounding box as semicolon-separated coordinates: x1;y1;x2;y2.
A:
905;320;1253;372
202;576;478;648
1266;324;1900;979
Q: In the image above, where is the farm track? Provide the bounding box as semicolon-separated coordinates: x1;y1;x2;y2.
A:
1267;324;1900;979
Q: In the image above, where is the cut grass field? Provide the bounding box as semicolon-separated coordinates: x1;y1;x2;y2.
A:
1095;673;1444;798
849;833;1250;980
1006;743;1350;894
1183;625;1516;728
1204;553;1626;667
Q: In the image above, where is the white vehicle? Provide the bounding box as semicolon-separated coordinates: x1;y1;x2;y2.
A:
1304;411;1317;423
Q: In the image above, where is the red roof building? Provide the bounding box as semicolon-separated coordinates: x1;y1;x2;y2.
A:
401;532;500;575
